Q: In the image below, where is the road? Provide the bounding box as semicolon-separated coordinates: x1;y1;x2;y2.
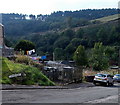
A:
2;84;119;104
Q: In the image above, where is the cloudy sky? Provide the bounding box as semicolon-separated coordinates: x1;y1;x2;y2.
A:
0;0;119;15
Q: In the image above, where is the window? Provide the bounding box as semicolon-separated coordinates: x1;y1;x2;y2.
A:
115;74;120;76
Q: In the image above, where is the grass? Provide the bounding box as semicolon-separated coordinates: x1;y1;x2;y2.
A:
91;14;120;23
1;57;55;86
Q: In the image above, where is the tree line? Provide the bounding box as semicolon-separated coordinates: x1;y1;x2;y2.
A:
2;8;119;37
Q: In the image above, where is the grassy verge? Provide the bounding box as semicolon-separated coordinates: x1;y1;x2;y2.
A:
1;57;55;86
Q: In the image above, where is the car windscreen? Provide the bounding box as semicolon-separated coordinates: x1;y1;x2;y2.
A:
115;74;120;76
96;74;106;77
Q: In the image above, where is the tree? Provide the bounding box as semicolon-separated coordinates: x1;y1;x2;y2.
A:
15;40;35;54
108;26;116;44
63;29;75;39
89;42;109;71
96;28;108;44
29;14;36;20
73;45;88;66
76;28;84;38
66;17;72;28
71;38;81;47
104;46;118;65
4;38;13;47
65;44;76;60
54;48;64;60
54;36;70;49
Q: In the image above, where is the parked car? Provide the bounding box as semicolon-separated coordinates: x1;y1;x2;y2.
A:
113;74;120;82
93;73;114;86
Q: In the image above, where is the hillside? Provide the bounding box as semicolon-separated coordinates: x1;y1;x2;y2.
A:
2;9;120;61
92;14;120;23
2;8;119;37
1;57;55;85
74;13;119;32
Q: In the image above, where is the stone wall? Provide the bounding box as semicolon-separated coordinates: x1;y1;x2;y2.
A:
0;24;14;57
0;24;3;48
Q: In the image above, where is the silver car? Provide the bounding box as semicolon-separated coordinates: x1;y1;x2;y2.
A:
93;73;114;86
113;74;120;82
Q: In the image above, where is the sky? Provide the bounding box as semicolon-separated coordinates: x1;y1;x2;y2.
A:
0;0;119;15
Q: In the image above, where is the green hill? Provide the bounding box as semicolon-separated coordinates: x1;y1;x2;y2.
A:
1;57;55;86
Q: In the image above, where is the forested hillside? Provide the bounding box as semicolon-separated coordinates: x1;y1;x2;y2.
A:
2;9;119;37
2;9;120;62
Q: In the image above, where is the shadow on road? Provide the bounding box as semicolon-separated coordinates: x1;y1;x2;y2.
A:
94;83;120;88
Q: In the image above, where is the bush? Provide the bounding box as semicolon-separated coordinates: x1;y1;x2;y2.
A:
15;55;43;70
15;55;32;65
30;61;43;70
7;56;17;61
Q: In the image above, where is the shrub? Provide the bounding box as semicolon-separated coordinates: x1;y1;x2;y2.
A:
15;55;32;65
15;55;43;70
30;61;43;70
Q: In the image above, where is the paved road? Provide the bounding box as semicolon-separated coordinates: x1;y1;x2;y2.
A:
2;84;119;104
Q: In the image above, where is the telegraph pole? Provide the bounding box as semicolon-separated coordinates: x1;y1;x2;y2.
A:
53;52;55;61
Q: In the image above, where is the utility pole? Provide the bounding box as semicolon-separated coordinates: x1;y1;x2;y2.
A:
53;52;55;61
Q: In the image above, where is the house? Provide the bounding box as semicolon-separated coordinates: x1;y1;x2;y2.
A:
0;24;14;57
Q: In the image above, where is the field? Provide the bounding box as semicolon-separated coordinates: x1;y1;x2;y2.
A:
92;14;120;23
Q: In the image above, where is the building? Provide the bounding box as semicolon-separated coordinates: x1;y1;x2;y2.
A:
44;61;82;83
0;24;14;57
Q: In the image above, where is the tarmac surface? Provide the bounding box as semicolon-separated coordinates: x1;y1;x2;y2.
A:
1;82;120;104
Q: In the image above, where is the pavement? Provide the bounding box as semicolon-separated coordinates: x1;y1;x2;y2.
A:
2;82;94;90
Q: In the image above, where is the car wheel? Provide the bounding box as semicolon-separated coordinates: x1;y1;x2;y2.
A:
111;83;114;86
110;81;114;86
93;81;97;86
